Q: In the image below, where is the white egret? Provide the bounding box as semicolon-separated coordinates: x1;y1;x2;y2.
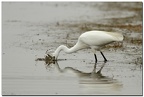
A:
51;30;123;63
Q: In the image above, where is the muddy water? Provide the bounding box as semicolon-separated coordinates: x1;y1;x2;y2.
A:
2;2;142;95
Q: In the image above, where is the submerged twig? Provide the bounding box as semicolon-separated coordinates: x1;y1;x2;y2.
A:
35;52;56;65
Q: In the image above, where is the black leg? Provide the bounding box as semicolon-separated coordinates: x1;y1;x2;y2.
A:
91;62;97;74
100;51;107;63
97;63;106;74
94;54;97;63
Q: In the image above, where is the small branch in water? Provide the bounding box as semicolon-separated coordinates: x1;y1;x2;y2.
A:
35;58;45;61
35;54;56;65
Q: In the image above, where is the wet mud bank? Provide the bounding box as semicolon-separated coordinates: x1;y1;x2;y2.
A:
2;2;142;95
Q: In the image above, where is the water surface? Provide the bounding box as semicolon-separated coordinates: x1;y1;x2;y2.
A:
2;2;142;95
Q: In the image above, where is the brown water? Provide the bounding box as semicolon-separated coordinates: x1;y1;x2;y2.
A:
2;2;142;95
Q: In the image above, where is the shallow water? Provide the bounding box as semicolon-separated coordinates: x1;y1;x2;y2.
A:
2;2;142;95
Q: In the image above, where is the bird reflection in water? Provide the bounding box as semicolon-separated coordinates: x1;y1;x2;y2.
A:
36;56;123;94
39;56;118;84
36;55;122;94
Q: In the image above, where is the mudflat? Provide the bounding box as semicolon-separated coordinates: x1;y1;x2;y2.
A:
2;2;142;95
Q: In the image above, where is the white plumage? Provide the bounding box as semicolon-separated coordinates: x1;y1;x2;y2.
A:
52;30;123;63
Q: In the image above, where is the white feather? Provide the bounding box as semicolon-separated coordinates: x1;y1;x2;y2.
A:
52;30;123;60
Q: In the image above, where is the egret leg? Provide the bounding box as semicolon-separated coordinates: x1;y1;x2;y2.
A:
97;63;106;74
100;51;107;62
94;54;97;63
